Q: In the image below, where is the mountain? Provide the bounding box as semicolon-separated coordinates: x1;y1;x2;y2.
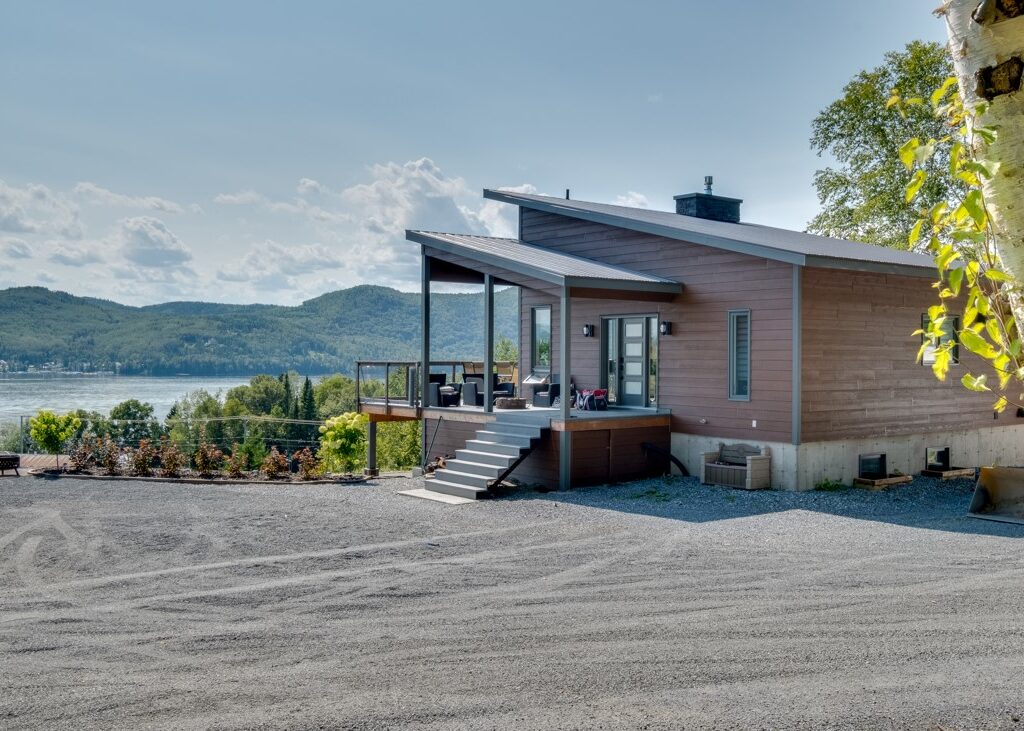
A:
0;286;519;376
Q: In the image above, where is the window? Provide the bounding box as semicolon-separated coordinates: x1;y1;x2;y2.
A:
728;310;750;400
921;314;960;366
531;306;551;373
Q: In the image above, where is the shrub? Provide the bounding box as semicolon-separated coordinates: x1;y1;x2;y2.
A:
159;437;186;478
225;444;246;479
98;437;121;476
193;432;224;479
318;412;367;474
67;435;97;474
128;439;157;477
814;478;847;492
29;410;82;469
260;447;289;479
294;447;319;481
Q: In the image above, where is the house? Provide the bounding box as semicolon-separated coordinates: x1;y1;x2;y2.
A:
357;182;1022;497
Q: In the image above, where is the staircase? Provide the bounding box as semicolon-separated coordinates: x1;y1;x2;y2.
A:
426;413;550;500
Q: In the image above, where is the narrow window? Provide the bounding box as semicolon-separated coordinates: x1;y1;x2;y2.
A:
531;306;551;373
728;310;750;400
921;313;960;365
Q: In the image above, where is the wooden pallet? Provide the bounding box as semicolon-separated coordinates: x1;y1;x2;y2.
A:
920;467;976;480
853;474;913;490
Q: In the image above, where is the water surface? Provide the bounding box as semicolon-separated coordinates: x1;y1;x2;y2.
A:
0;374;253;423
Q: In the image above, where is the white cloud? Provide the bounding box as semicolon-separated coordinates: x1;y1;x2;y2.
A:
614;191;650;208
463;183;538;239
647;93;664;104
50;243;104;266
215;240;345;288
116;216;192;268
73;182;184;214
2;237;32;259
297;178;328;195
0;180;82;238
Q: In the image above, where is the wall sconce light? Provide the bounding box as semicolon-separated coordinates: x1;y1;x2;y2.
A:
581;323;595;338
659;321;672;336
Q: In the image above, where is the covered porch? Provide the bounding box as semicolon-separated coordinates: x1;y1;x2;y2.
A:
357;229;683;492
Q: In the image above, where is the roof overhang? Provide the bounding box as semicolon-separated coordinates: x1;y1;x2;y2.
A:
408;230;683;296
483;189;937;279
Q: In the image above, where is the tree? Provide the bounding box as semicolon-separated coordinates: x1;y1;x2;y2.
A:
313;375;357;418
494;336;518;363
901;3;1024;409
809;41;961;249
29;410;81;468
109;398;159;446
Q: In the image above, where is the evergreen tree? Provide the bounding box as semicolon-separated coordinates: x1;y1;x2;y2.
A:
300;376;317;445
280;372;293;415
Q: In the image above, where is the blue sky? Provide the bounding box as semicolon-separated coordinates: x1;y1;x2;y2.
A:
1;1;946;305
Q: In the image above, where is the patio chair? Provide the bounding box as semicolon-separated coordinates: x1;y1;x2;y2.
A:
426;373;461;407
532;374;573;408
463;374;514;407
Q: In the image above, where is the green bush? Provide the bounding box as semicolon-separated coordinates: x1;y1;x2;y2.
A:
318;412;366;474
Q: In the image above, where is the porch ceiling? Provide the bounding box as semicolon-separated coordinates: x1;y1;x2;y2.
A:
407;230;683;296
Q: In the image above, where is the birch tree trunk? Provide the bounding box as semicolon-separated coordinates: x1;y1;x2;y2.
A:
944;1;1024;282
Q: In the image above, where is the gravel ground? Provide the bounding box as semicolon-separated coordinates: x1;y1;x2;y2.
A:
2;474;1024;730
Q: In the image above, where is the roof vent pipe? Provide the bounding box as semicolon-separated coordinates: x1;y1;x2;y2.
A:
704;175;713;195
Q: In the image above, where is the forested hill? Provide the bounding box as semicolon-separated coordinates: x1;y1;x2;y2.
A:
0;286;519;376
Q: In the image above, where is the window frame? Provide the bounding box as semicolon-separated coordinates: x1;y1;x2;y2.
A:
728;309;751;401
921;313;960;366
531;305;552;374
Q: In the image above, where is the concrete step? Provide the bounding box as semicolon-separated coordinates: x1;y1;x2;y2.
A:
464;439;522;457
426;478;489;500
444;459;504;478
488;421;546;437
455;449;517;468
434;468;491;489
475;430;534;448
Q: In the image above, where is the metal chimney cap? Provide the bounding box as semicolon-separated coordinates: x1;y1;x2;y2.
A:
704;175;713;195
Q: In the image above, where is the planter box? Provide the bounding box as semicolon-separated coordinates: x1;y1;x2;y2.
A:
853;473;913;490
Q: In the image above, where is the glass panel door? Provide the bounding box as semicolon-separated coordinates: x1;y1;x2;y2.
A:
620;317;646;406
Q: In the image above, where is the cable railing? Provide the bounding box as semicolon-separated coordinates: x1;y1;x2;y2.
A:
354;360;518;409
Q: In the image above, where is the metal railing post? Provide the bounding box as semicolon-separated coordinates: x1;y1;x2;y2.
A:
355;362;361;409
384;362;390;411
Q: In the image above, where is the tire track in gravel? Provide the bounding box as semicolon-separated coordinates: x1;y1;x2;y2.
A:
0;520;562;598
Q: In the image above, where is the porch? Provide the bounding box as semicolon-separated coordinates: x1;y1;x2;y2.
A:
356;229;682;494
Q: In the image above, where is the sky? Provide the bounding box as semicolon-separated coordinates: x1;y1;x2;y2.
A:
0;1;947;306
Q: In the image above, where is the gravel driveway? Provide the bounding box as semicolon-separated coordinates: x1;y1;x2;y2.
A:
2;474;1023;729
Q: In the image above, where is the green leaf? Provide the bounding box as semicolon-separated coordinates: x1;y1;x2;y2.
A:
962;190;987;228
984;269;1013;282
905;170;927;202
899;138;920;170
960;329;998;360
961;373;991;392
949;267;964;295
931;77;958;107
909;219;925;246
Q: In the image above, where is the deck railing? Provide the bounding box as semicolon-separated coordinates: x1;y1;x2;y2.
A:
355;360;518;410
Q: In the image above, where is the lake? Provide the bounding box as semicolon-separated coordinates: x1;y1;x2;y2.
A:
0;374;255;424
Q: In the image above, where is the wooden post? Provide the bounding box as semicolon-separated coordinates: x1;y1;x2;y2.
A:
558;286;571;490
484;273;494;413
421;253;431;413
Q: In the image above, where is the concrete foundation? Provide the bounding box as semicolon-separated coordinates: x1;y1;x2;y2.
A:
672;423;1024;491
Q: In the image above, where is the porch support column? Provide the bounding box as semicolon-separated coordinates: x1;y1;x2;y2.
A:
421;253;431;414
558;285;572;491
364;419;379;477
483;273;494;413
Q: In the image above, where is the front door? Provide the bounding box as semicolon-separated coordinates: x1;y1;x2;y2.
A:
603;315;658;407
620;317;647;406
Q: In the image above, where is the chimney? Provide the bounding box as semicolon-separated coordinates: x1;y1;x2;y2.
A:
674;176;742;223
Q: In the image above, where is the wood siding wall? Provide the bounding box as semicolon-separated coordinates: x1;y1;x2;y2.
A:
519;209;794;443
800;267;1014;441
